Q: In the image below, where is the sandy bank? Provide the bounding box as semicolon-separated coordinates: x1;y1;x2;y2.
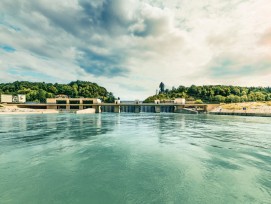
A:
209;102;271;117
0;105;58;115
76;108;96;114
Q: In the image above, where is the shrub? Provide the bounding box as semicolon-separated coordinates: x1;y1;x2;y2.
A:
195;99;203;104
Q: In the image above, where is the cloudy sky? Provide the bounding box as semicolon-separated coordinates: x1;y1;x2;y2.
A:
1;0;271;99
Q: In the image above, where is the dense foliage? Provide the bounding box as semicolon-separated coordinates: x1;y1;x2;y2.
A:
144;84;271;103
0;81;115;103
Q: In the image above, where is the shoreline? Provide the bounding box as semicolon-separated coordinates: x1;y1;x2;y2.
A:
209;102;271;117
1;102;271;117
0;111;58;115
0;105;58;115
209;112;271;117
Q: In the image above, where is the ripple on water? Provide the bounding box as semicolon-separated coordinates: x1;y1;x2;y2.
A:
0;113;271;204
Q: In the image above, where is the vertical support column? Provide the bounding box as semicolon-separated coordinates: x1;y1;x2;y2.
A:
204;105;208;112
95;105;101;113
135;105;140;113
175;105;184;113
66;98;71;110
155;106;161;113
114;105;120;113
79;99;83;110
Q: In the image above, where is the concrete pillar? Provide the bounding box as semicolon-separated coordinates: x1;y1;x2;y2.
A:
95;105;101;113
155;106;161;113
174;105;184;113
114;105;120;113
135;106;140;113
79;105;83;110
66;105;70;111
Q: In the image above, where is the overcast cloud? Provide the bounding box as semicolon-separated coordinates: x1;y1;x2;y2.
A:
1;0;271;99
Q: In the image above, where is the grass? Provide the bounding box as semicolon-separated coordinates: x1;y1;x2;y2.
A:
220;102;271;110
221;104;243;110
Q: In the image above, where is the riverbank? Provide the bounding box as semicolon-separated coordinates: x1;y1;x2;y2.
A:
209;102;271;117
0;105;58;115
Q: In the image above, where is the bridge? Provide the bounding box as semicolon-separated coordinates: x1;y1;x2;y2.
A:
16;103;211;114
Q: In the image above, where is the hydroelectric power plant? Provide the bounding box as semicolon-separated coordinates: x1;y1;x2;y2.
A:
13;97;210;114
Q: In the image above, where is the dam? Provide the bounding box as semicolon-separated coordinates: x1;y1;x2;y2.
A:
2;95;215;114
16;103;210;114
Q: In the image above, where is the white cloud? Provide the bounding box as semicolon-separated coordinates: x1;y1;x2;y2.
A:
0;0;271;100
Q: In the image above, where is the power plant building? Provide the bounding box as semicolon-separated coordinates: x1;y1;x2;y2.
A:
46;97;101;110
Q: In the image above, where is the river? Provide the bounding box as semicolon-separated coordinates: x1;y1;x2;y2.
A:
0;113;270;203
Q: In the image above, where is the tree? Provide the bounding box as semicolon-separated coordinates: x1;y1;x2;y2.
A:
187;85;198;96
0;81;115;102
213;95;226;103
195;99;203;104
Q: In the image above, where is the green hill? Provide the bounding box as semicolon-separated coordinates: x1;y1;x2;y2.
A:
0;80;115;103
144;84;271;103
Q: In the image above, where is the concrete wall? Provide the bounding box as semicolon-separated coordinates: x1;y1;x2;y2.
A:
46;98;57;104
46;98;100;104
1;94;13;103
18;95;26;103
174;98;185;104
114;100;121;104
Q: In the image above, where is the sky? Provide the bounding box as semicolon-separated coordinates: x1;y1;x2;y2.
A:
0;0;271;100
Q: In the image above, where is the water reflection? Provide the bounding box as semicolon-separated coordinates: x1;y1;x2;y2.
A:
0;113;271;203
0;114;115;148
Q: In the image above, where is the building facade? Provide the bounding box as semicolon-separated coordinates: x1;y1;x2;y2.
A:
46;97;101;111
0;94;26;103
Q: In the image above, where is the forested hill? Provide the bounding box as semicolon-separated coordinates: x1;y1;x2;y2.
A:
144;85;271;103
0;81;115;103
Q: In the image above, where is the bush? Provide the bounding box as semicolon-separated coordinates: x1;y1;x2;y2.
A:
195;99;203;104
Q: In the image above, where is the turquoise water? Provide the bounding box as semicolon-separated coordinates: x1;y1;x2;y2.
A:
0;113;270;204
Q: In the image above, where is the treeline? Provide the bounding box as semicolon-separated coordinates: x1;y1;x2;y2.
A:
0;81;115;103
144;85;271;103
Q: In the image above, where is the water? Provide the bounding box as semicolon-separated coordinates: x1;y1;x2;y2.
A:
0;113;270;204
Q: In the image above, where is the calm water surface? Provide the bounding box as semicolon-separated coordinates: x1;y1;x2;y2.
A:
0;113;270;204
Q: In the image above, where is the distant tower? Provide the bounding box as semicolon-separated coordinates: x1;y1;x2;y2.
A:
159;82;165;94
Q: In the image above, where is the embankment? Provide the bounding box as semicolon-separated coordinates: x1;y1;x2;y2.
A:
209;102;271;117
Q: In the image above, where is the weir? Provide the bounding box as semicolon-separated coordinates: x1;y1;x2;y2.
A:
17;103;209;114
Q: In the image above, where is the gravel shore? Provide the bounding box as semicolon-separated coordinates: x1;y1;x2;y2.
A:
210;102;271;114
0;105;58;114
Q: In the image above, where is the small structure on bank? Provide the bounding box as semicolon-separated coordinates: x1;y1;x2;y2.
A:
174;98;186;105
0;94;26;104
154;98;186;105
115;97;121;104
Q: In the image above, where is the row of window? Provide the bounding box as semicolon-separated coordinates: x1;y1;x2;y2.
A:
56;100;93;105
57;106;92;110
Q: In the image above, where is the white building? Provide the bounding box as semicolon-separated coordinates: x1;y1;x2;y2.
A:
0;94;13;103
0;94;26;103
174;98;186;105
